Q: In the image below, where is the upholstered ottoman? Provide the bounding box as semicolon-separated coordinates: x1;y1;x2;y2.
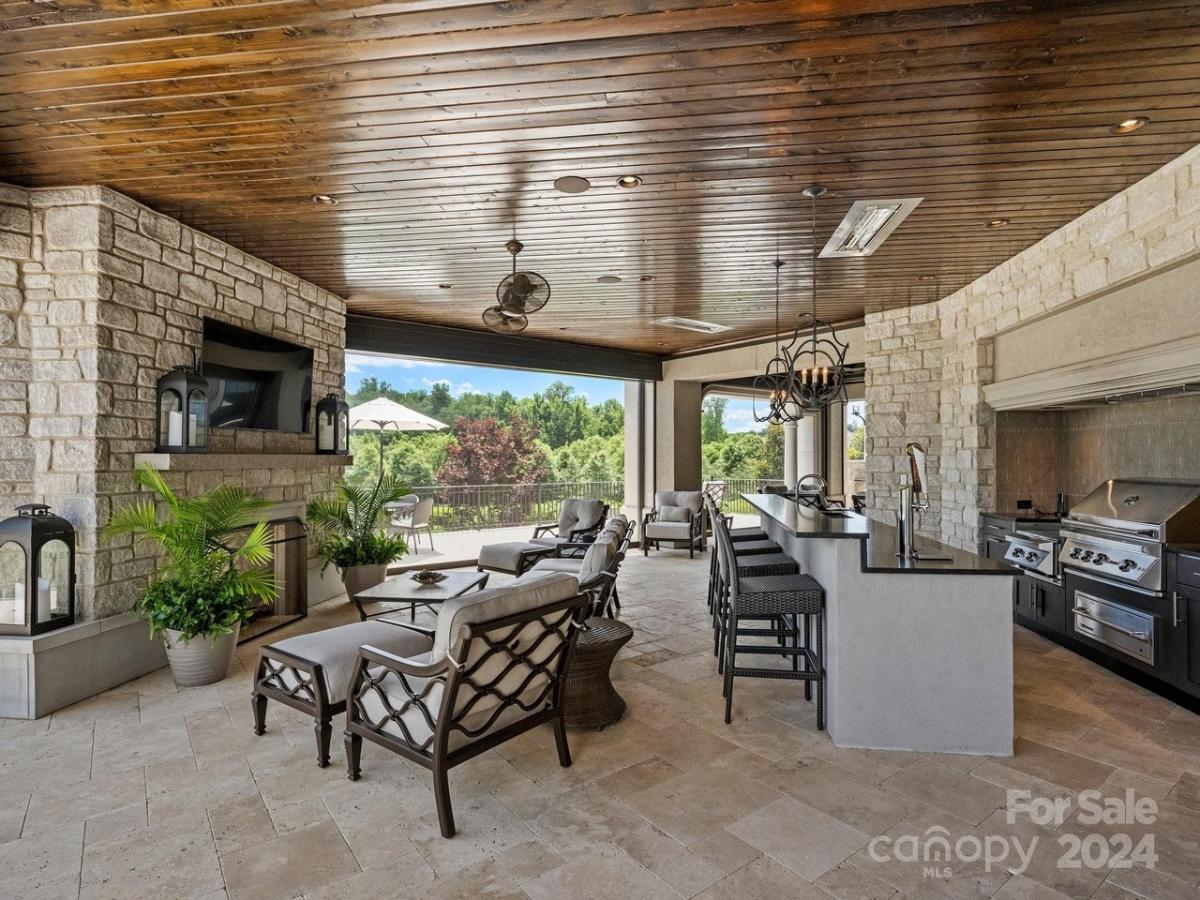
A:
477;540;554;576
252;620;433;767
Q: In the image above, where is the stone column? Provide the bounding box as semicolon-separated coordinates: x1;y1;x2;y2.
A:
783;421;798;489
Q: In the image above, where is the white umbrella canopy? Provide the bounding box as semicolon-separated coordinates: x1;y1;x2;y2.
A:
348;396;448;480
348;397;448;432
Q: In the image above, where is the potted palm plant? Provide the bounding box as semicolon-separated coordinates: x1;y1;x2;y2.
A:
307;477;409;597
103;464;276;686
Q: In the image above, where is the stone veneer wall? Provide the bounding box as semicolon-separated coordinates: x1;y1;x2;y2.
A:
864;144;1200;549
0;182;345;621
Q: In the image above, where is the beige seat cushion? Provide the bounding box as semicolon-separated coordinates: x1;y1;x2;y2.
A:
263;620;433;705
644;520;694;540
477;540;546;572
527;556;583;575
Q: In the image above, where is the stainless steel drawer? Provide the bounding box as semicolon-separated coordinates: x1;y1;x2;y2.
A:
1073;591;1154;665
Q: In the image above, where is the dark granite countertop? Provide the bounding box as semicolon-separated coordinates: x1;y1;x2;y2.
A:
980;511;1063;525
743;493;1015;576
1168;544;1200;556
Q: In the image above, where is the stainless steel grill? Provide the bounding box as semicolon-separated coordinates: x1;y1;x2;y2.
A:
1059;479;1200;594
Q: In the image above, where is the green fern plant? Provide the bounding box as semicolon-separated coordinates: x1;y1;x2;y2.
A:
102;463;276;642
307;477;409;574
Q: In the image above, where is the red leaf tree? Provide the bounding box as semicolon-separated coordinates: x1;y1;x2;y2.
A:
436;416;550;486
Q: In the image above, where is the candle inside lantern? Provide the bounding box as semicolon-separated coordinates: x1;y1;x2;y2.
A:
37;577;51;623
168;410;183;445
12;581;24;626
318;416;334;450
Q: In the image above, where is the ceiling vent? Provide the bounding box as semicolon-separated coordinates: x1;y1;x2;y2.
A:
653;316;732;335
820;198;923;258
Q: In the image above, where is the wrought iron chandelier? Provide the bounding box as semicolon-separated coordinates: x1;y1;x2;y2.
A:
752;185;848;423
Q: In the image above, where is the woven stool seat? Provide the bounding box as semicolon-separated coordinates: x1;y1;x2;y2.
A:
736;573;824;616
735;552;798;577
562;617;633;729
730;539;780;556
729;526;769;542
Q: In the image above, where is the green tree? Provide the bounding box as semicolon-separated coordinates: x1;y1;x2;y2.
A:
754;422;785;479
517;381;591;447
701;396;728;444
847;423;865;460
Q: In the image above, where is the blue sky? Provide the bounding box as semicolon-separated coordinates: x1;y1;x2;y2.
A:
345;352;626;403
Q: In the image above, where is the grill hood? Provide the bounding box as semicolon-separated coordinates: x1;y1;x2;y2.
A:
1066;479;1200;538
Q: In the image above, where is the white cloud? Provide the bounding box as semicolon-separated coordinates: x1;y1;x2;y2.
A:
345;353;447;375
423;377;477;397
723;405;762;434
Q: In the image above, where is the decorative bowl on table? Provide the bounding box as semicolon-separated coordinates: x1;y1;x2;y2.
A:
410;570;447;585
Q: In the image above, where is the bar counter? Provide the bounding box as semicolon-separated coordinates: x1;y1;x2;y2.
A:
741;493;1015;755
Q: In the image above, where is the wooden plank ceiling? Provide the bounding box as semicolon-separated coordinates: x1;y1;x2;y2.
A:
2;0;1198;354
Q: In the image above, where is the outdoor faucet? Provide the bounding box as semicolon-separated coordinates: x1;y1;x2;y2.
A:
896;442;935;560
796;473;828;508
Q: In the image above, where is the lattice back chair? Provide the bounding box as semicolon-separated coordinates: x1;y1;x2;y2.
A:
343;572;588;838
717;516;825;728
580;518;634;618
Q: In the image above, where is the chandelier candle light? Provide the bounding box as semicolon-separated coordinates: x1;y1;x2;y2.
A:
752;185;849;423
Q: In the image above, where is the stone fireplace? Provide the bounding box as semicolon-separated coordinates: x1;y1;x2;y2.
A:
0;181;349;717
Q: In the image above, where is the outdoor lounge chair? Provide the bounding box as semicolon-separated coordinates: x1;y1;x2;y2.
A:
343;572;589;838
641;490;705;557
529;498;608;546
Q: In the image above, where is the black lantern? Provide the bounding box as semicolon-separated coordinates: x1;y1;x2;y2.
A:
0;504;76;635
315;393;350;455
155;366;209;453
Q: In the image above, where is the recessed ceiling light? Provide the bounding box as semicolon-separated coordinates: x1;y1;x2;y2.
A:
616;175;642;189
919;274;935;281
1110;116;1150;135
554;175;591;194
656;341;669;347
985;218;1010;229
639;275;655;282
437;283;453;289
310;194;337;206
597;275;622;284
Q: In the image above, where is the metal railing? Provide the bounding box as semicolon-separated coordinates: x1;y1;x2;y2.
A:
707;477;786;514
407;481;625;532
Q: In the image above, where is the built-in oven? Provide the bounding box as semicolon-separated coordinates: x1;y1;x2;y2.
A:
1064;571;1177;677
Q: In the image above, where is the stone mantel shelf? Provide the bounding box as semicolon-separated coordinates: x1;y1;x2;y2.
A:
133;452;353;471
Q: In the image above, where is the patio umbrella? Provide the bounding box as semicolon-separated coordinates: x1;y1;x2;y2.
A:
348;397;448;480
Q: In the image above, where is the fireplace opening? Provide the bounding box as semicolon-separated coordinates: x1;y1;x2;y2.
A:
237;516;308;643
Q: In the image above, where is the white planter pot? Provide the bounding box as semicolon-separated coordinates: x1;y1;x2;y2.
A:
163;624;240;687
342;564;387;599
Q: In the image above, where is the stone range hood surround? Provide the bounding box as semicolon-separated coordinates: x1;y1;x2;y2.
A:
863;144;1200;551
983;332;1200;411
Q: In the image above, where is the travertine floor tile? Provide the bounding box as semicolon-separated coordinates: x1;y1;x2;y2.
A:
218;819;359;900
4;551;1200;900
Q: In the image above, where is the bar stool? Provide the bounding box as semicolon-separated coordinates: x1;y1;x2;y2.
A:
713;514;825;728
702;495;780;618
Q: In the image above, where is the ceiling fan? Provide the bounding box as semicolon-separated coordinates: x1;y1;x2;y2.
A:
483;237;550;334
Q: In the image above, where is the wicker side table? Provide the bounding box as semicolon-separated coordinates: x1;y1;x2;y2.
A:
562;617;634;729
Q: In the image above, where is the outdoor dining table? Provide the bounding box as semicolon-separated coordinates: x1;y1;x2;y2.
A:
351;570;489;622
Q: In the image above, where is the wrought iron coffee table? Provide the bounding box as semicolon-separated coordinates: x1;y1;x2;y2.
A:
351;570;489;621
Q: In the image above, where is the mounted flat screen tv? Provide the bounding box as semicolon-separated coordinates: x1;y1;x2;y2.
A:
201;319;313;433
